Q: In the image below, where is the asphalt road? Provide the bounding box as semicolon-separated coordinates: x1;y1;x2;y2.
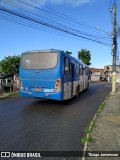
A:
0;82;111;160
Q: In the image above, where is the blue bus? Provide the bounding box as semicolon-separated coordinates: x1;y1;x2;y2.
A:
19;49;91;101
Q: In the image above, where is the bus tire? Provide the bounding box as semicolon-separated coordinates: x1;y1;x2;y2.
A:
76;86;79;97
86;82;89;90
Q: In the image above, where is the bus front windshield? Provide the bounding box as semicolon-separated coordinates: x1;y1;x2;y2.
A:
22;52;58;70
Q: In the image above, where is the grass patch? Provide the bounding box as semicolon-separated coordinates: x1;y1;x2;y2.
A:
81;120;96;144
85;120;96;134
81;97;108;145
81;136;96;144
97;102;106;113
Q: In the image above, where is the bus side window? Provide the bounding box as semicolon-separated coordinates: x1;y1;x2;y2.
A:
80;64;83;75
79;64;81;75
64;57;70;75
69;62;72;74
85;67;88;75
88;69;91;79
76;63;79;76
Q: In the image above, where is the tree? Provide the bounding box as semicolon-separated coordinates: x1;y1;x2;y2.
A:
0;61;2;73
78;49;91;65
1;55;20;74
66;51;72;55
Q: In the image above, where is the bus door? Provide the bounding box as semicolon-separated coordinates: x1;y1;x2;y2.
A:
71;63;74;96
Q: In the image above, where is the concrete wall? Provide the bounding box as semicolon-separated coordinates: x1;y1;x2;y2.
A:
91;75;101;82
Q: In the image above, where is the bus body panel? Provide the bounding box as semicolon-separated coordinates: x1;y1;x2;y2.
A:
19;51;63;101
20;90;63;100
19;49;91;101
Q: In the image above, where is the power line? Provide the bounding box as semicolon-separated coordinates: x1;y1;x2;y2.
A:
0;0;112;47
3;0;111;40
0;0;112;41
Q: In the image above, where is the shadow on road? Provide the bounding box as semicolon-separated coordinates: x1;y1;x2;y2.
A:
22;83;111;112
26;88;91;109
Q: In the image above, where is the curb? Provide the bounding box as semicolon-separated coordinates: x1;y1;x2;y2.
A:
81;92;111;160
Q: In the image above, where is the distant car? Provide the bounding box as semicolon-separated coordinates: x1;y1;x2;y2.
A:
103;78;108;82
100;76;104;81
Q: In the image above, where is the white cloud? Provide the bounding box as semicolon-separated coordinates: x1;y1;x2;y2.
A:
38;0;95;7
3;0;95;9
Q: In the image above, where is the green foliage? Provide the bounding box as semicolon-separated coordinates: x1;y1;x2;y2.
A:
66;51;72;55
0;61;2;73
81;120;96;144
0;92;19;100
78;49;91;65
81;136;96;144
1;55;20;74
85;121;95;134
98;102;106;113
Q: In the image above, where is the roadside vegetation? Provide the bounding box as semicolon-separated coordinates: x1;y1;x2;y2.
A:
0;92;19;100
81;120;96;144
81;96;108;144
97;101;106;113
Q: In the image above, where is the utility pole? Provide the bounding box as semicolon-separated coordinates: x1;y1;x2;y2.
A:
112;3;117;93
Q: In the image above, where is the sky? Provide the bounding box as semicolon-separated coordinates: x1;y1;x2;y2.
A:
0;0;120;69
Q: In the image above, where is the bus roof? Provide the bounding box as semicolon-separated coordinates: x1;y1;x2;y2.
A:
22;49;63;55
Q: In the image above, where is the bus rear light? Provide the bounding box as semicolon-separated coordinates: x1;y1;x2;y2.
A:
56;79;60;83
54;79;61;92
19;78;23;90
54;87;60;92
56;83;60;87
19;78;22;84
20;86;24;90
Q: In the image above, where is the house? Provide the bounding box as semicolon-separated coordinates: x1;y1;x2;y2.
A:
90;65;120;82
0;73;19;94
90;68;104;82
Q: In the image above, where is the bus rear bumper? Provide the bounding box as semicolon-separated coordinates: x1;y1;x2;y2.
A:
19;90;33;98
19;90;63;101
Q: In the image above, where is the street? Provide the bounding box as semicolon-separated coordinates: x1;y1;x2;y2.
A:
0;83;111;159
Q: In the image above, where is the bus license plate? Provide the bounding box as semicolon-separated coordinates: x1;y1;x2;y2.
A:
35;88;41;92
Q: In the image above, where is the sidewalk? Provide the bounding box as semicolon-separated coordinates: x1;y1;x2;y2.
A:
0;91;19;99
86;84;120;160
0;92;10;98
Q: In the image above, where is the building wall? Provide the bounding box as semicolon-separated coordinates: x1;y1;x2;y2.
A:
91;68;104;82
0;74;19;93
91;75;101;82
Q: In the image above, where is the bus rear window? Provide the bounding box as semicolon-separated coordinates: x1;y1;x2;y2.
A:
22;52;58;69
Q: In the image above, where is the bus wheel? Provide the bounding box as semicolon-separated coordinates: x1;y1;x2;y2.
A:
76;87;79;97
86;82;89;90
